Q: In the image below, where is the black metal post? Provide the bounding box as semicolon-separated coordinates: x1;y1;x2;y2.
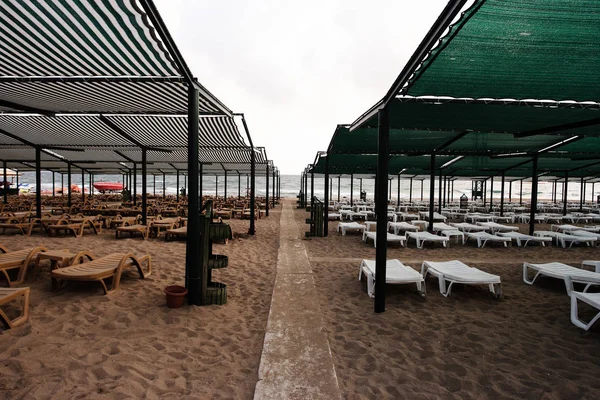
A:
162;172;166;199
52;172;55;197
374;107;389;313
563;174;569;216
265;164;269;217
238;173;241;198
529;156;539;235
579;177;584;211
489;176;494;212
500;173;505;217
2;161;6;204
133;162;137;206
176;169;180;202
67;162;72;207
520;179;523;205
421;179;424;201
35;148;41;219
142;149;147;225
310;172;314;208
186;86;203;305
239;115;256;234
272;167;276;206
224;171;228;199
428;155;435;233
350;174;354;205
215;175;218;196
397;174;401;204
153;175;156;196
337;176;341;202
509;180;512;203
324;156;329;236
81;169;85;203
409;177;413;203
61;174;64;197
438;170;442;213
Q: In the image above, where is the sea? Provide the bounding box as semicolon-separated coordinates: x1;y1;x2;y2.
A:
11;172;600;203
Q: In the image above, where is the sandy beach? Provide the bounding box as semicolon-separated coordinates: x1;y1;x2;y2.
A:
294;204;600;399
0;209;281;399
2;199;600;399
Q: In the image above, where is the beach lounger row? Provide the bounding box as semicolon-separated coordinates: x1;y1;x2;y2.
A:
359;259;501;299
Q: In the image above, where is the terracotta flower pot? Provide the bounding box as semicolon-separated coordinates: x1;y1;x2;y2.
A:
164;285;188;308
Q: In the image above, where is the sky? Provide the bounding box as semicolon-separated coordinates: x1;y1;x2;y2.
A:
154;0;452;174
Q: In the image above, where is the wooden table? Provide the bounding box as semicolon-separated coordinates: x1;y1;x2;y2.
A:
33;250;76;280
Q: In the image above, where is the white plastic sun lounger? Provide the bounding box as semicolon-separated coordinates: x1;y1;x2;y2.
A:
450;222;488;233
432;223;455;233
421;260;502;298
581;260;600;273
476;222;519;234
522;262;600;294
568;230;600;241
551;224;593;233
465;232;511;248
497;232;552;247
358;259;425;298
337;222;366;236
406;231;449;249
387;221;419;235
569;289;600;331
362;231;406;248
533;231;596;248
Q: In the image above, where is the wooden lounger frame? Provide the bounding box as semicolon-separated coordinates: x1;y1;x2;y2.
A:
0;245;48;286
165;226;187;241
0;217;42;235
115;224;149;240
47;217;101;238
0;287;30;329
51;252;152;294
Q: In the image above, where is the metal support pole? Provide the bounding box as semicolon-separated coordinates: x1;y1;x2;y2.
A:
509;180;512;203
239;115;255;234
438;170;442;213
272;167;276;206
81;169;85;203
224;171;228;199
142;149;147;225
265;164;269;217
420;179;424;201
324;156;329;236
35;148;41;219
215;175;218;197
520;179;523;205
310;172;314;208
428;155;436;233
337;176;341;202
61;174;64;197
162;172;166;199
153;175;156;196
133;162;137;206
529;156;539;235
409;177;413;203
489;176;494;212
579;177;584;211
186;86;203;305
52;172;55;197
442;175;446;207
374;107;389;314
397;174;401;204
350;174;354;205
67;162;72;207
176;170;180;202
2;161;6;204
563;174;569;215
500;173;505;217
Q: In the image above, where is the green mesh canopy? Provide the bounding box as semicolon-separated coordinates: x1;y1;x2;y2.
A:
405;0;600;101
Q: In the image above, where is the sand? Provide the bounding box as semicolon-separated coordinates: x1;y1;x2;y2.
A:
294;206;600;399
2;200;600;399
0;209;281;399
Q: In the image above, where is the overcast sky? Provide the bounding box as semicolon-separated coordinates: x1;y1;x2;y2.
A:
154;0;451;174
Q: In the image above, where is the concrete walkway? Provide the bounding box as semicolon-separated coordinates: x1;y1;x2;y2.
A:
254;201;341;400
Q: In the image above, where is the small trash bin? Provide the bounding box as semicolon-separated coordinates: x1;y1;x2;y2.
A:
460;194;468;209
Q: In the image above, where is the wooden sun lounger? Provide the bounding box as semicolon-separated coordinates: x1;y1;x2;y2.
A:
47;218;101;238
0;287;30;329
109;214;141;229
0;217;42;236
0;245;48;286
115;224;150;240
51;252;152;294
165;226;187;241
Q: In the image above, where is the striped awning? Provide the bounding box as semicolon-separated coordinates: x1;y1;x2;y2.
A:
0;0;230;115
